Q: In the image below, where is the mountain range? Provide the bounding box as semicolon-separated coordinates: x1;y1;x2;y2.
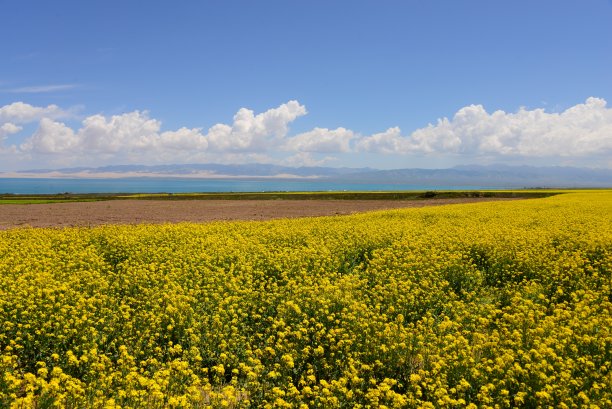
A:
14;164;612;188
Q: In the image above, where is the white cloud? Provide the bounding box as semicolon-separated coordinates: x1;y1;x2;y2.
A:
355;127;409;154
284;127;355;153
20;118;79;154
2;97;612;170
207;100;307;152
78;111;163;153
0;123;22;139
19;111;208;161
15;102;305;164
0;102;69;124
357;97;612;158
159;128;209;151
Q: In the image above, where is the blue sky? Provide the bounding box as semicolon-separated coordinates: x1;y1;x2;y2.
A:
1;0;611;172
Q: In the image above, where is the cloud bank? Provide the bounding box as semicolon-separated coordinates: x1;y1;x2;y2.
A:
1;98;611;169
357;97;612;157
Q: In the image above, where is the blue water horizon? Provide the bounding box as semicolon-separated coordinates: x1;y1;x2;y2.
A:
0;177;508;195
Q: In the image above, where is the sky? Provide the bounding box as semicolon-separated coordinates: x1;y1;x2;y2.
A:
1;0;612;172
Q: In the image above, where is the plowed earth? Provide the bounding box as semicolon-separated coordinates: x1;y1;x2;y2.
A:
0;198;517;230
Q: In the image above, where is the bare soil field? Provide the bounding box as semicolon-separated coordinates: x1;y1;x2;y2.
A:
0;197;519;230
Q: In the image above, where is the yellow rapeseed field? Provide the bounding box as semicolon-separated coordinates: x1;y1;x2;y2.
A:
1;191;611;408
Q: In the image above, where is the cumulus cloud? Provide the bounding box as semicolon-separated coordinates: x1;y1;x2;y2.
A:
284;127;355;153
19;111;208;161
10;101;305;164
78;111;165;153
1;97;611;169
206;101;306;152
357;97;612;157
355;127;408;154
0;123;22;140
0;102;69;124
159;128;209;151
20;118;79;153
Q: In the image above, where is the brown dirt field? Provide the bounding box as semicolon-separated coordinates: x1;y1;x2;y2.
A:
0;198;517;230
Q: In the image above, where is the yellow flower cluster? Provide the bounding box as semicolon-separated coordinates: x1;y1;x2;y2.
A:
1;191;611;408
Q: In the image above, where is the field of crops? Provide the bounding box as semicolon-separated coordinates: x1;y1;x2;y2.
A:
1;191;611;408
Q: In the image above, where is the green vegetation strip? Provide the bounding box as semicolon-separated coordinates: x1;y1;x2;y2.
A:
0;197;101;205
0;190;562;204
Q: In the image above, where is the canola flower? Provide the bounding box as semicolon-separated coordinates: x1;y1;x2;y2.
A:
0;191;611;408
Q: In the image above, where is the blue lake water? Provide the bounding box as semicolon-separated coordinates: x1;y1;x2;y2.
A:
0;178;504;194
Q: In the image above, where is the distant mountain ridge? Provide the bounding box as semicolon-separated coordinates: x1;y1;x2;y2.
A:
20;163;371;178
341;165;612;187
16;163;612;188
